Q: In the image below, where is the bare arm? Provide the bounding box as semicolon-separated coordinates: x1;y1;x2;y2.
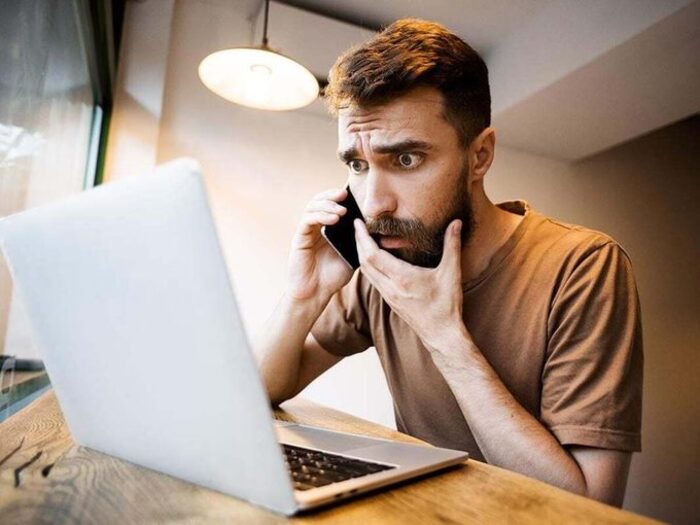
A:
258;294;342;405
430;327;631;506
257;186;352;405
569;446;631;506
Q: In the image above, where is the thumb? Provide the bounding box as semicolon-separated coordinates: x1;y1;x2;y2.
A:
439;219;462;270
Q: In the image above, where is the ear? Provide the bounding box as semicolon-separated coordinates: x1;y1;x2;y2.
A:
468;127;496;184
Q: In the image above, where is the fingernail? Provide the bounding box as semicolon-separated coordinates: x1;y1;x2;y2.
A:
454;221;462;234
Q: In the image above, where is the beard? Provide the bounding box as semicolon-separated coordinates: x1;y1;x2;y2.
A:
365;161;475;268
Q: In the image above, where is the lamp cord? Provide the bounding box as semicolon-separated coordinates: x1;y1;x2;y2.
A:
262;0;270;48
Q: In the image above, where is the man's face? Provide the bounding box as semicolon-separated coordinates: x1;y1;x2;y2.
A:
337;86;474;268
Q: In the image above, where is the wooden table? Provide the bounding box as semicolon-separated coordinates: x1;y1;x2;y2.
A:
0;390;656;524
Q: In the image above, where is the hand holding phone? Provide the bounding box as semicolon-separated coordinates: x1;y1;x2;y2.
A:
321;186;364;270
287;187;356;302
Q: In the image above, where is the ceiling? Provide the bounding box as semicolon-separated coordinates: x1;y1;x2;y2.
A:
226;0;555;54
220;0;700;161
276;0;555;55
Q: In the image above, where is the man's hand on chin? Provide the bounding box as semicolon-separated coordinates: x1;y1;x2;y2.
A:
353;218;471;354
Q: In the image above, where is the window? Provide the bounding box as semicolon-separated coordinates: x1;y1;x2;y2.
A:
0;0;123;358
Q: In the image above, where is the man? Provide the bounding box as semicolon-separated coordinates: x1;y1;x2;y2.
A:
259;19;642;507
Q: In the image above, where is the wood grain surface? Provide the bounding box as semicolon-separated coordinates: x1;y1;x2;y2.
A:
0;391;658;524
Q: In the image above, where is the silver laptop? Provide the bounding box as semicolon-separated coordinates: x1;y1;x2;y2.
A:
0;158;468;515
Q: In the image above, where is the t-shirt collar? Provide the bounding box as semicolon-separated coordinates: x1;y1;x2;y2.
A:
461;200;535;291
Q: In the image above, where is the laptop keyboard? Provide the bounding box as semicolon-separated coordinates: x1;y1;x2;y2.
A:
282;443;395;491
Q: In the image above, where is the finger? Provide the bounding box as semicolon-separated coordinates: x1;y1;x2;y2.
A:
305;199;347;215
298;211;340;233
355;221;392;281
357;252;389;290
355;237;394;296
312;187;348;203
293;211;342;249
354;219;413;276
438;219;462;271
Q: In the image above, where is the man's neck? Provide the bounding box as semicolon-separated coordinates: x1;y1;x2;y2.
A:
460;196;524;284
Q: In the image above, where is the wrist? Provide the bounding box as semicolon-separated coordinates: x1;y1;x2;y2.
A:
423;320;475;358
281;289;332;327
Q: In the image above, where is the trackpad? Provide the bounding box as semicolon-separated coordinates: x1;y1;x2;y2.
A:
276;424;385;453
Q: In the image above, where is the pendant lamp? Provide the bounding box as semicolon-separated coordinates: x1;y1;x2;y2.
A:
198;0;319;111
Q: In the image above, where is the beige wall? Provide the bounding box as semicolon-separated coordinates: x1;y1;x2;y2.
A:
103;0;174;183
108;1;699;522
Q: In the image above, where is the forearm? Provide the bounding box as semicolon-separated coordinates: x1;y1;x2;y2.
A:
257;292;329;405
426;326;588;495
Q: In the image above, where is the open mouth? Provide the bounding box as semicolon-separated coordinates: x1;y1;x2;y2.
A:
376;235;408;249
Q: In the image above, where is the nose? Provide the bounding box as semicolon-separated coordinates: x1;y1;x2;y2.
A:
356;169;398;221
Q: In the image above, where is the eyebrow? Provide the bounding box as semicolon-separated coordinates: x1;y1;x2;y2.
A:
337;139;434;163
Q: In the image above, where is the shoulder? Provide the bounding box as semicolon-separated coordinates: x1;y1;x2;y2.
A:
526;211;633;270
523;215;641;319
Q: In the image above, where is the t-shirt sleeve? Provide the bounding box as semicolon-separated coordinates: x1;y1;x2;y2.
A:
310;271;373;357
542;241;643;452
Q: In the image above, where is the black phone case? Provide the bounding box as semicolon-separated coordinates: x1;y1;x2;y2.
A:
322;187;364;269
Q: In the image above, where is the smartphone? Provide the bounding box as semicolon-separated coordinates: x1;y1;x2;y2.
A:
321;186;364;270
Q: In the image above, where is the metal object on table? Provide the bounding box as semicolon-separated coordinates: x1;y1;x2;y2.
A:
0;355;17;421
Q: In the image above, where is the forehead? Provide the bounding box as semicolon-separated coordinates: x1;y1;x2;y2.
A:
337;86;454;149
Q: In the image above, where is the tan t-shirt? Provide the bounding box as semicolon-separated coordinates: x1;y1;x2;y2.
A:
311;201;643;461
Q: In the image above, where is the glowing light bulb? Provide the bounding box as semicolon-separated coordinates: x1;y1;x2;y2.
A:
198;48;319;111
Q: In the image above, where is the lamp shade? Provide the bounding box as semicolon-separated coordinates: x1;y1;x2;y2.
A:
198;47;319;111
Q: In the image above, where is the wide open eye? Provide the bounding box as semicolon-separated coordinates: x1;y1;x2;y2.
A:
397;153;423;169
348;159;368;174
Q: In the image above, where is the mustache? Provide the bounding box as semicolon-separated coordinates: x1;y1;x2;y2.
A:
365;216;439;256
365;216;425;237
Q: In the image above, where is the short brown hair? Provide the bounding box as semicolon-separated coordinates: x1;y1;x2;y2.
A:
325;19;491;147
